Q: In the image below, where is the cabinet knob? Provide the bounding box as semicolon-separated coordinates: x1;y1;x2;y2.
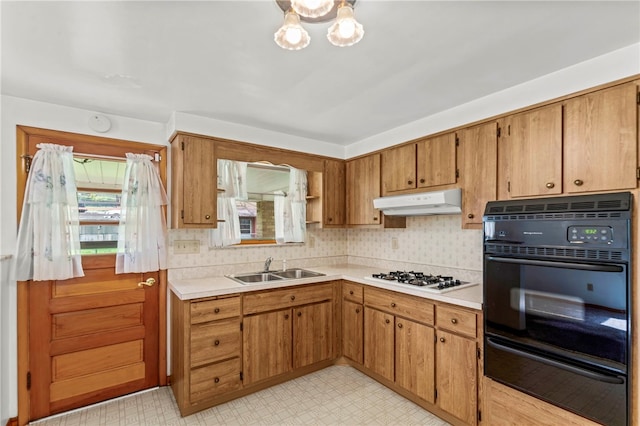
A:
439;337;446;343
397;323;403;329
573;179;584;186
214;339;220;346
349;290;354;295
284;314;289;319
390;302;396;308
214;377;220;384
373;217;378;221
451;318;458;324
290;295;296;301
467;213;474;219
205;214;211;220
214;308;220;314
545;182;555;189
385;319;390;324
419;178;425;184
356;308;360;313
328;217;333;222
407;180;413;185
297;311;302;317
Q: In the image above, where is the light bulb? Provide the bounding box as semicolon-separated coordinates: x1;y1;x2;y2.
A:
274;10;310;50
291;0;334;18
285;27;302;44
327;4;364;47
338;20;355;38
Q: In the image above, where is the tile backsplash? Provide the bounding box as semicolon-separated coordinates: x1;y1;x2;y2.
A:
167;215;483;282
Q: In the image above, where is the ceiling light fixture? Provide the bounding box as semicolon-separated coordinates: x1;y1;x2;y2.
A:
274;0;363;50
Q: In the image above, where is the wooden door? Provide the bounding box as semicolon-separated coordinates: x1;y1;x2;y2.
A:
381;144;416;194
564;82;638;193
346;154;381;225
458;122;498;228
323;159;346;227
293;301;333;369
242;309;292;385
499;104;562;198
342;300;363;364
29;257;159;418
395;318;435;403
363;307;394;382
436;330;477;425
416;133;457;189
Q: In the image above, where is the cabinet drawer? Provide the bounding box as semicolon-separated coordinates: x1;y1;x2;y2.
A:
190;318;241;368
191;296;240;324
436;305;477;338
190;357;241;403
243;283;333;315
343;281;363;303
364;287;434;325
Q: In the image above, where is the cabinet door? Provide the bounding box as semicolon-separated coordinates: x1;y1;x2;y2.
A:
499;104;562;198
293;302;333;369
242;309;292;385
416;133;457;188
323;159;346;227
342;300;363;364
346;154;382;225
172;135;217;227
564;82;638;193
395;318;435;403
381;144;416;193
458;123;497;228
364;307;394;381
436;330;477;425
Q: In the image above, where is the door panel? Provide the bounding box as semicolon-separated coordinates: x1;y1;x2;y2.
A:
29;256;159;419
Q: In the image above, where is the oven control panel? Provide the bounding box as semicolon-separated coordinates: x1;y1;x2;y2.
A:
568;226;613;243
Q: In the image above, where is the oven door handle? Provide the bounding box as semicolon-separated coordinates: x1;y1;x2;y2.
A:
486;338;625;384
486;256;624;273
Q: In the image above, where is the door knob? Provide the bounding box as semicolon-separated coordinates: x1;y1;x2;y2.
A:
138;278;156;287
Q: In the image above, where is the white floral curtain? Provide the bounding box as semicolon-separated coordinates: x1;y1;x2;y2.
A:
274;167;307;244
115;153;168;274
14;143;84;281
209;160;247;248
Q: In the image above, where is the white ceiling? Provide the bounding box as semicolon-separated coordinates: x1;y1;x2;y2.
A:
2;1;639;146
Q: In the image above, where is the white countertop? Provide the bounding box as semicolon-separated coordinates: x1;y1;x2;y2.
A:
169;264;483;310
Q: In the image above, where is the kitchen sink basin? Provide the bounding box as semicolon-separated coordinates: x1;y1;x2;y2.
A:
226;272;284;284
271;268;325;279
226;268;325;284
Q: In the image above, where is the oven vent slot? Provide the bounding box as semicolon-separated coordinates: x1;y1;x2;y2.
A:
484;192;631;217
524;204;545;212
486;211;627;221
547;202;569;211
485;244;625;261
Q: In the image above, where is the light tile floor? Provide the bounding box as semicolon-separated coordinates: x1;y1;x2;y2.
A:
31;366;450;425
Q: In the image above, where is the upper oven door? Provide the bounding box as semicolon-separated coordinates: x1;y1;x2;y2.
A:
483;255;628;369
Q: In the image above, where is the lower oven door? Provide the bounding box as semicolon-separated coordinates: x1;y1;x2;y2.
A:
486;336;627;426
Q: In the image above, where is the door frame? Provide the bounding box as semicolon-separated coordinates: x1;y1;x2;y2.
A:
16;125;169;425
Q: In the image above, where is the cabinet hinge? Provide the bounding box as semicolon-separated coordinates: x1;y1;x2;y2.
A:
181;141;185;150
637;92;640;105
477;348;481;359
455;136;460;146
240;371;244;381
434;388;438;400
26;372;31;391
497;127;501;137
636;167;640;180
240;322;243;331
154;152;161;162
455;169;460;179
507;124;511;136
181;210;184;219
21;154;33;174
507;181;511;193
478;410;482;422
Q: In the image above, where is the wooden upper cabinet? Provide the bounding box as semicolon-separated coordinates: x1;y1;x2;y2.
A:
323;158;346;227
564;82;638;193
458;122;498;228
498;104;563;199
346;154;382;225
381;133;457;195
381;144;416;193
170;134;217;228
416;133;457;189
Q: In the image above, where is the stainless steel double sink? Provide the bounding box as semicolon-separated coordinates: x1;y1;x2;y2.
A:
226;268;325;284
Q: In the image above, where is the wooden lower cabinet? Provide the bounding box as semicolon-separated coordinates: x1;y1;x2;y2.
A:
396;317;435;403
342;299;364;364
363;307;395;381
293;302;333;369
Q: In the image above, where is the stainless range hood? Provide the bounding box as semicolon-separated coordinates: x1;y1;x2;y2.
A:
373;188;462;216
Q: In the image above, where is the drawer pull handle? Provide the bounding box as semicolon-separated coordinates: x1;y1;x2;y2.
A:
373;217;378;221
214;340;220;346
349;290;354;295
137;278;156;287
419;178;425;184
451;318;458;324
467;213;474;219
214;377;220;384
397;323;403;329
407;180;413;185
356;308;360;313
385;319;390;324
546;182;555;189
290;295;296;301
297;312;302;317
390;302;396;308
214;308;220;314
285;314;289;319
205;214;211;220
440;337;445;343
573;179;584;186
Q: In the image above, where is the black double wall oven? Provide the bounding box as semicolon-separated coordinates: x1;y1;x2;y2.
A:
483;192;632;426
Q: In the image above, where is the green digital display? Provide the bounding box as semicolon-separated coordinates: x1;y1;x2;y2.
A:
584;229;598;235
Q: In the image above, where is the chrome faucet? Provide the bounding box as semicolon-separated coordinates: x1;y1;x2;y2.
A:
263;256;273;272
